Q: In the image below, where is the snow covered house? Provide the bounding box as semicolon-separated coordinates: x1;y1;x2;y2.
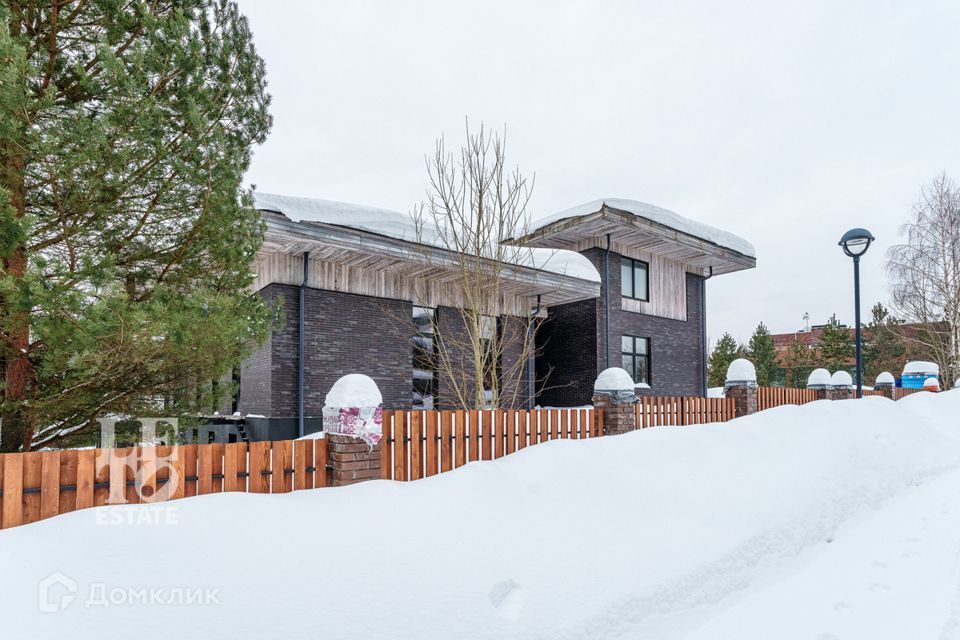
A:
236;194;754;440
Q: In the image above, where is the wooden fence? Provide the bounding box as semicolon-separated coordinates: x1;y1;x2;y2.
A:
0;440;330;531
758;386;819;410
0;389;937;531
379;408;599;482
635;396;734;427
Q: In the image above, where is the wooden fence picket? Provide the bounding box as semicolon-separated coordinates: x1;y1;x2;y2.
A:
454;410;466;467
2;454;23;530
410;411;423;481
425;410;439;477
440;411;453;472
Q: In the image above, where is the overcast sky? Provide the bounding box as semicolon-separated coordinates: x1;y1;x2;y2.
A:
235;0;960;345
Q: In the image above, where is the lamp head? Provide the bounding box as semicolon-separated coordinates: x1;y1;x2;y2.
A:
839;228;875;258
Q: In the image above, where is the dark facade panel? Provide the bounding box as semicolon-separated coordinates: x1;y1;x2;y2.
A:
536;248;706;406
582;247;706;398
239;284;413;417
535;298;599;407
435;306;531;409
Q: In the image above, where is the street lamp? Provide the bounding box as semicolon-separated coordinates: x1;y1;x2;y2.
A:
839;228;875;398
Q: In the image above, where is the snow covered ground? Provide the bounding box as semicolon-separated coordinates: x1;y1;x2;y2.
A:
3;392;960;640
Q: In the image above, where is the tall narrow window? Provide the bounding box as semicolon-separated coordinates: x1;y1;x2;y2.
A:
620;257;649;301
621;335;651;384
480;316;498;407
412;306;438;409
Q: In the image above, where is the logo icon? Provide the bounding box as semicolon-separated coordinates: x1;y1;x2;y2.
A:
38;572;78;613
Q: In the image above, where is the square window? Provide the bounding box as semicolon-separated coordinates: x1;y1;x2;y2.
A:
620;257;649;301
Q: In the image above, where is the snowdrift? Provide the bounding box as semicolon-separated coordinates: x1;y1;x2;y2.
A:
3;393;960;640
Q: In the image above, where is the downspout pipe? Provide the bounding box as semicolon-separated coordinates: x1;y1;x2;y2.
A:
701;266;713;397
298;251;309;438
604;233;611;369
527;294;542;409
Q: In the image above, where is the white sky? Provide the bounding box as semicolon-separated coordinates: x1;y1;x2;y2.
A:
235;0;960;345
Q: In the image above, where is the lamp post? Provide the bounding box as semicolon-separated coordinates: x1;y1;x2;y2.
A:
839;228;875;398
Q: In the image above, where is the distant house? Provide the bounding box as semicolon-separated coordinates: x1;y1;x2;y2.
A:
771;320;936;375
233;194;755;440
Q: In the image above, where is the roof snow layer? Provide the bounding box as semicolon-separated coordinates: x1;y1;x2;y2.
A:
531;198;756;258
254;192;601;283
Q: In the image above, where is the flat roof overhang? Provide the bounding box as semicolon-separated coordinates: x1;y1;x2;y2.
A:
510;204;756;276
260;215;601;307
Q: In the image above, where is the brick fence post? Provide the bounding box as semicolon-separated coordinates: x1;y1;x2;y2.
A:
806;368;832;401
593;368;638;435
322;374;384;486
874;372;895;399
724;358;758;418
326;434;381;486
829;370;854;400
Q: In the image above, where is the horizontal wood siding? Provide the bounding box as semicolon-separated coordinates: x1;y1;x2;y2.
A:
254;252;548;317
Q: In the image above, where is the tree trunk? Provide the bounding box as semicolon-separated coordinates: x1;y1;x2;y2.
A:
1;150;33;452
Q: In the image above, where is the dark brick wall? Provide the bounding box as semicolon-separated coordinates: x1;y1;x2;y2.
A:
238;287;276;416
537;247;706;406
239;284;413;417
500;315;531;409
536;298;598;407
584;247;706;398
434;306;530;409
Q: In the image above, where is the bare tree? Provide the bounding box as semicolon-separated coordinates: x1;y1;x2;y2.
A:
886;174;960;387
408;123;542;409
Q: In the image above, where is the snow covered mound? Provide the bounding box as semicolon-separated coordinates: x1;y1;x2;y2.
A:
325;373;382;407
3;393;960;640
725;358;756;384
807;367;831;387
594;367;635;392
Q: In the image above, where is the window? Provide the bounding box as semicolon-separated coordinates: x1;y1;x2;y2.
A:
412;306;437;409
620;257;649;301
480;316;499;406
621;335;651;384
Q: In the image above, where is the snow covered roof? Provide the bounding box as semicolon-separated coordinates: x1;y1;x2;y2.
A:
509;198;756;276
254;192;601;284
903;361;939;376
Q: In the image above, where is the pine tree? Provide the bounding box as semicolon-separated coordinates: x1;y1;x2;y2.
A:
747;322;778;386
0;2;272;450
816;314;855;373
782;336;814;388
863;302;906;382
707;332;740;387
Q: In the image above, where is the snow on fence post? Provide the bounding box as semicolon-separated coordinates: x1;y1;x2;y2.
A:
829;371;854;401
806;368;832;401
592;368;638;436
874;372;895;399
724;359;758;418
322;374;383;487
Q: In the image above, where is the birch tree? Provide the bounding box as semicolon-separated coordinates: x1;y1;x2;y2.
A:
409;124;540;409
886;174;960;388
